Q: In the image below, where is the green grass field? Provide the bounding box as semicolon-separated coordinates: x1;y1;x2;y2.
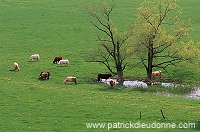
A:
0;0;200;131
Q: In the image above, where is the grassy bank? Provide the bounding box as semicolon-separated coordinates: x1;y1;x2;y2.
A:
1;82;200;131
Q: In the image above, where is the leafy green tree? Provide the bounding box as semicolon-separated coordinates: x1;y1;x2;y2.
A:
86;2;134;85
132;0;200;81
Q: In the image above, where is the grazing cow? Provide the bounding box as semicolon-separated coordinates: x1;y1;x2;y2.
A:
152;70;163;79
109;79;115;88
39;71;50;80
29;54;40;61
97;73;112;81
13;62;20;71
53;56;62;64
58;60;69;66
64;76;77;85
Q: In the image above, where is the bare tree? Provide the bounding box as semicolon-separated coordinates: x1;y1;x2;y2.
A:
86;2;134;85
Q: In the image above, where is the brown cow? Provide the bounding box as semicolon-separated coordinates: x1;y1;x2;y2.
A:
152;70;163;80
109;79;115;88
53;56;62;64
97;74;112;81
39;71;50;80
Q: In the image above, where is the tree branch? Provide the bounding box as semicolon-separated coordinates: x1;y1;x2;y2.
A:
90;21;111;38
153;58;182;68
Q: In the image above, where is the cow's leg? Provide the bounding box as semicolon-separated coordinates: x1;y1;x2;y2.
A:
47;74;49;80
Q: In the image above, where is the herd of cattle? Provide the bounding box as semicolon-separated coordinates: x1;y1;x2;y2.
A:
13;54;76;85
13;54;163;87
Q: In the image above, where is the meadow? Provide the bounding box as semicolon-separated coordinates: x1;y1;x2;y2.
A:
0;0;200;131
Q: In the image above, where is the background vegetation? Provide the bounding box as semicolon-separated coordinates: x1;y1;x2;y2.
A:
0;0;199;131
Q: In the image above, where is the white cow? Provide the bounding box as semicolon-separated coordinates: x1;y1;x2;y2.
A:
63;76;77;85
29;54;40;61
58;60;70;66
13;62;20;71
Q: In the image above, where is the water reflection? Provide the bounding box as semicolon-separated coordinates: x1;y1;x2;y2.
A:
187;88;200;99
100;79;200;100
101;79;148;88
161;83;175;88
123;80;148;88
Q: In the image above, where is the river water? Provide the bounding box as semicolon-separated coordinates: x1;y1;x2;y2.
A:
100;79;200;100
186;88;200;99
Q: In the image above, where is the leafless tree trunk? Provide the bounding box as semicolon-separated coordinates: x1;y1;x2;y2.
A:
86;2;133;85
